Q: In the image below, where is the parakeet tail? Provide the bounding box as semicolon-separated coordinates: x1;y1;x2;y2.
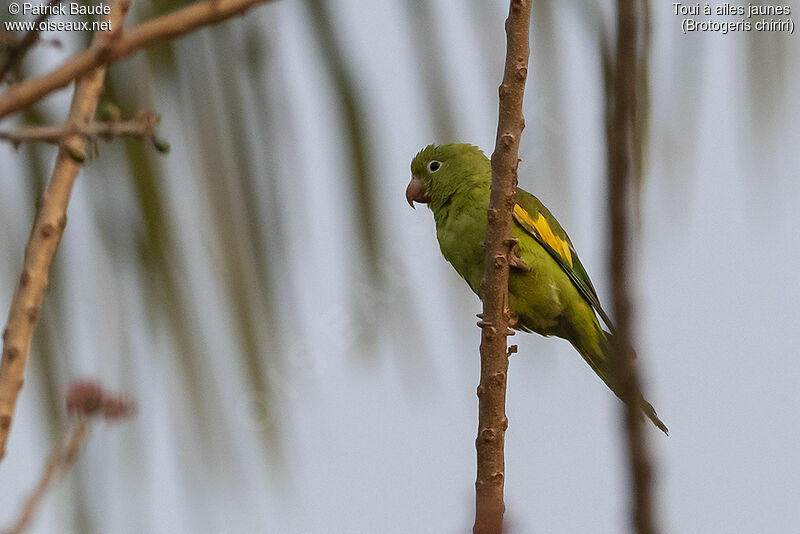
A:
639;397;669;435
573;329;669;435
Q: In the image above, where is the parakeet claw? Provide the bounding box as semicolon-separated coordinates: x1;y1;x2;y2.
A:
506;312;519;327
509;252;528;271
503;238;528;270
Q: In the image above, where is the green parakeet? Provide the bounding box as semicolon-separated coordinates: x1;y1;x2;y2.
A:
407;143;667;434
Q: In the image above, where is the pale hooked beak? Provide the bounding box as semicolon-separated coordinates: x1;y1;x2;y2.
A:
405;175;430;209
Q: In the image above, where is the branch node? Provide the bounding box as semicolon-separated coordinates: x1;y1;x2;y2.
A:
4;347;20;361
476;321;497;338
40;223;56;239
63;143;87;163
152;137;171;154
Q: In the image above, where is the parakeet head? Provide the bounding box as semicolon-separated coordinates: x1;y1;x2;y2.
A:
406;144;490;210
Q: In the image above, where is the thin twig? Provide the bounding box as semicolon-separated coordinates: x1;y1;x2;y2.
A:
0;0;63;84
2;380;135;534
0;0;130;463
608;1;660;533
0;111;161;147
2;418;90;534
0;0;275;120
473;1;532;533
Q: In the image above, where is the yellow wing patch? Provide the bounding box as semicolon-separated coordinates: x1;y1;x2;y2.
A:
513;204;573;268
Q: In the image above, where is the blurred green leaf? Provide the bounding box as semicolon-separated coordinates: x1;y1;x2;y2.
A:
304;0;382;281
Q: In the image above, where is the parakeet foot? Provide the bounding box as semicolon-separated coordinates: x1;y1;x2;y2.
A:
509;253;529;270
505;311;519;327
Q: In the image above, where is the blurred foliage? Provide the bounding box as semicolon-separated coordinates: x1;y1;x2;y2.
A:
304;0;382;282
402;0;458;142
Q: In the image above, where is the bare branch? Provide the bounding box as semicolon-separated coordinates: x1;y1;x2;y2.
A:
608;1;660;533
2;380;134;534
0;0;275;120
1;418;90;534
474;1;532;533
0;0;130;463
0;110;162;151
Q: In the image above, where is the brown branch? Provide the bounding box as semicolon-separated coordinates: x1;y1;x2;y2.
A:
0;0;274;120
0;0;63;84
0;110;161;148
474;1;532;533
608;1;660;534
0;0;130;463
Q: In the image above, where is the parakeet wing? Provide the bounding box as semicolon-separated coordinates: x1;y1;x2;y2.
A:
512;188;616;332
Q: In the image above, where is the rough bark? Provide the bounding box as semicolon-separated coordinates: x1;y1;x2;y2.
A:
474;1;532;532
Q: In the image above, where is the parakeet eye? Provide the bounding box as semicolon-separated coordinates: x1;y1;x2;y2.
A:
427;160;441;173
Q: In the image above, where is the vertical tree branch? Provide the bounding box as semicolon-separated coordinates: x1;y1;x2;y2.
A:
608;1;659;533
0;0;130;462
474;1;532;533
